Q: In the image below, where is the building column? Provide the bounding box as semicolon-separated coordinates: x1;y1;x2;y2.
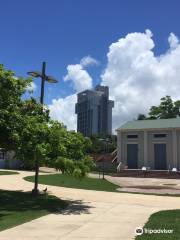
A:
172;129;178;168
144;131;148;167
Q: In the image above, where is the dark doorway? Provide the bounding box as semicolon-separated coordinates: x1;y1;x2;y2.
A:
154;144;167;170
127;144;138;169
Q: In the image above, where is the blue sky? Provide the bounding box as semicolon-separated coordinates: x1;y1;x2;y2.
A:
0;0;179;102
1;0;180;130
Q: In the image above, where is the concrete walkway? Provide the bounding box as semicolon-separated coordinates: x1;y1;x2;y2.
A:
106;175;180;194
0;171;179;240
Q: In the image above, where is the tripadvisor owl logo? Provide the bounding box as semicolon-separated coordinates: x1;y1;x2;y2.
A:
135;227;143;235
135;227;174;235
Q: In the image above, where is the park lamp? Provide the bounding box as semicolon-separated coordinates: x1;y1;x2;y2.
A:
27;62;58;195
27;71;58;83
27;71;42;78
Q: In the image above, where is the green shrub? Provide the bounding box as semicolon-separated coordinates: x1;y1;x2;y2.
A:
53;155;94;178
54;156;66;173
72;168;82;179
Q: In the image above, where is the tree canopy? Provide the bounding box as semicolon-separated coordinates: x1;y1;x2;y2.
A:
137;113;146;120
0;64;31;150
87;135;117;154
0;64;94;177
137;96;180;120
148;96;180;119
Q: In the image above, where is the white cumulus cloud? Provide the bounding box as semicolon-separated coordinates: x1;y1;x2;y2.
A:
49;30;180;132
168;33;179;49
49;94;77;130
63;55;99;93
80;55;99;67
64;64;93;93
101;29;180;131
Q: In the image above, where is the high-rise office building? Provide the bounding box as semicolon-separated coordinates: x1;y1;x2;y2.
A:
75;85;114;136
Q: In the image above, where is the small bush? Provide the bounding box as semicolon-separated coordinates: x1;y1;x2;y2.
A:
73;168;82;179
53;155;95;178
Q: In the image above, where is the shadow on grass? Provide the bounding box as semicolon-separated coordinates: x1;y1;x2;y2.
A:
0;189;67;213
0;171;19;175
0;189;93;214
0;189;94;231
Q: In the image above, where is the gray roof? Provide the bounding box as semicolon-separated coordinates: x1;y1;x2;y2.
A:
117;118;180;131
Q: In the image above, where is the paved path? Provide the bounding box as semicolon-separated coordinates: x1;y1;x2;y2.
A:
0;171;180;240
106;175;180;194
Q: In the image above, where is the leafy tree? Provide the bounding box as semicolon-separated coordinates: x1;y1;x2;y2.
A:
72;168;82;179
45;121;67;166
0;64;94;179
65;159;75;174
65;131;92;160
148;96;180;119
136;96;180;120
54;157;72;174
87;135;116;154
15;98;50;169
87;135;102;153
46;122;92;164
47;123;94;176
0;64;31;150
72;156;95;178
137;113;147;120
54;155;94;178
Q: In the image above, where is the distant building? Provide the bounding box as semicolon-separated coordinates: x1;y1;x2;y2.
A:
0;149;21;169
75;85;114;136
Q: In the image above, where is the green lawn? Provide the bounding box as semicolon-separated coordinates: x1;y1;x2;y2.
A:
24;174;119;192
0;189;67;231
0;170;19;175
136;210;180;240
